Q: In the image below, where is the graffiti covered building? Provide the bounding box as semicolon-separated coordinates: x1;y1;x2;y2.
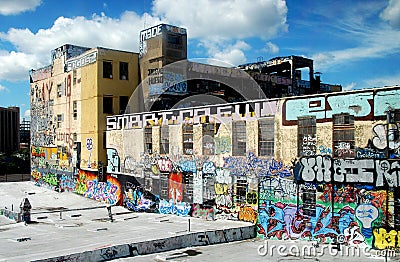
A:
30;44;139;203
105;85;400;250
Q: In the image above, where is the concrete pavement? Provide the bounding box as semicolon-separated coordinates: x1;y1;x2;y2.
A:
0;182;254;261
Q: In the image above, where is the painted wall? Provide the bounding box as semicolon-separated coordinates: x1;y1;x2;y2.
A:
31;46;140;178
32;84;400;250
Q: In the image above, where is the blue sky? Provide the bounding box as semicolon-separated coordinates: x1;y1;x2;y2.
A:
0;0;400;118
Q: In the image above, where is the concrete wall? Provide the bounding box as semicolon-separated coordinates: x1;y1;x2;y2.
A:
34;225;255;262
32;85;400;250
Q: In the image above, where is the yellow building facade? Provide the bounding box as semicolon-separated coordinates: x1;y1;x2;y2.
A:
30;44;139;181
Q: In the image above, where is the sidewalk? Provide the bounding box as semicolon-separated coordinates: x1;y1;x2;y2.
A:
0;182;254;261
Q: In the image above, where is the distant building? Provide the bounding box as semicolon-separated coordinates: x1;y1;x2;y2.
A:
238;55;342;97
20;118;30;149
0;106;20;153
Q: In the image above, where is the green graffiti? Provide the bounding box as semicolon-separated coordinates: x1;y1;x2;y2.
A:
42;173;58;186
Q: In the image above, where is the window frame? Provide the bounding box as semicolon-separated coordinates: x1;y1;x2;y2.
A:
182;124;194;155
160;126;169;154
258;117;275;157
119;61;129;80
232;121;246;156
297;116;317;157
103;60;113;79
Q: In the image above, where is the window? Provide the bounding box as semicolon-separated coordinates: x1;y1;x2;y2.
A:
167;34;182;45
73;69;77;85
202;123;215;155
333;113;355;158
302;187;316;217
73;133;77;142
235;178;247;204
232;121;246;156
182;172;193;202
160;126;169;154
103;96;113;114
259;118;274;156
183;124;193;155
298;116;317;157
57;114;63;128
73;101;77;120
119;62;129;80
103;61;113;79
144;126;153;154
103;131;107;149
57;84;63;97
119;96;129;114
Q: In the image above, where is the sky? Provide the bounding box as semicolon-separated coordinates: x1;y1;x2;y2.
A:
0;0;400;119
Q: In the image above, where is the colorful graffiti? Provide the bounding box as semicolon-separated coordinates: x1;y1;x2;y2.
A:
373;227;400;250
224;152;291;178
159;199;191;216
75;170;122;205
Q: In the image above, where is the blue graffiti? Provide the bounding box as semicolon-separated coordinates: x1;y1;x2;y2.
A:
224;152;291;177
202;161;216;175
180;160;197;173
159;199;191;216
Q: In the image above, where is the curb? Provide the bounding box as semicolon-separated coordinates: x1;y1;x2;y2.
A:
32;225;255;261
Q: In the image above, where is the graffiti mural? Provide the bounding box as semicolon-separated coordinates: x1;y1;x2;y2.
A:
75;170;122;205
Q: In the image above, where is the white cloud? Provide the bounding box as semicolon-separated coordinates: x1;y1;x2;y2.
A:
0;84;9;92
24;109;30;118
0;0;289;83
311;25;400;72
263;42;279;54
0;0;41;15
0;12;162;82
343;82;357;91
380;0;400;29
364;73;400;88
152;0;288;40
200;40;250;66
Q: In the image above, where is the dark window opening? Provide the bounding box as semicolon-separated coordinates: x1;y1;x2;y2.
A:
103;96;113;114
119;96;129;114
103;61;113;79
119;62;129;80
